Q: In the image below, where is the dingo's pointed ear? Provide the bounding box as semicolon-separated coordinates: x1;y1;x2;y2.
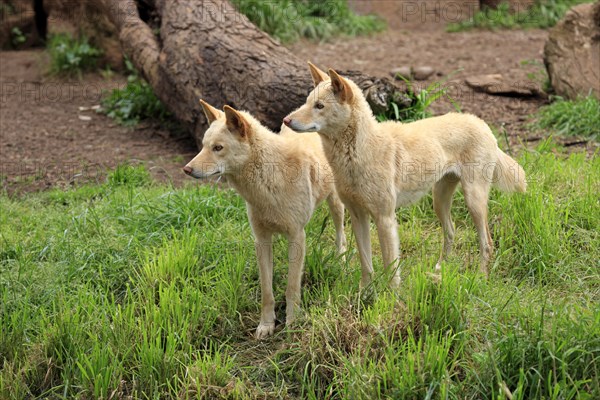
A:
328;69;354;103
308;61;328;87
223;106;250;139
199;99;223;124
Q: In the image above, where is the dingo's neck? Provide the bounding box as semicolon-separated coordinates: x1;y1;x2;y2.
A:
226;131;288;204
325;105;377;162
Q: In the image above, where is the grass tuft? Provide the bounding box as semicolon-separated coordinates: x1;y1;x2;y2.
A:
231;0;385;43
107;164;151;188
447;0;595;32
530;95;600;140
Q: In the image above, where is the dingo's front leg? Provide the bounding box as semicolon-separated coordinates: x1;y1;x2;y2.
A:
285;230;306;326
374;213;401;288
348;206;373;289
254;230;276;339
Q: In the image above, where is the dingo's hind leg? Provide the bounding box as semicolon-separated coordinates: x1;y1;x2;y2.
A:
433;175;460;272
462;179;493;277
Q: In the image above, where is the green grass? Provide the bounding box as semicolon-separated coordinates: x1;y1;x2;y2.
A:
1;145;599;398
100;60;173;126
447;0;595;32
531;95;600;139
231;0;385;43
47;33;102;77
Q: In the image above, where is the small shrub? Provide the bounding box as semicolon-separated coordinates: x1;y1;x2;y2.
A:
231;0;385;43
101;60;171;126
531;95;600;139
11;27;27;48
377;77;461;122
447;0;595;32
47;33;102;76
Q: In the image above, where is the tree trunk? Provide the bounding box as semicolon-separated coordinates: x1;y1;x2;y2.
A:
40;0;404;148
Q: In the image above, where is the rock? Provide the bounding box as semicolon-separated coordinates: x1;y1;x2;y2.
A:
465;74;540;97
412;66;435;81
390;66;435;81
390;66;411;80
544;2;600;100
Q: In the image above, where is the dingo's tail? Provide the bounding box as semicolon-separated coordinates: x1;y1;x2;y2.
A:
493;149;527;193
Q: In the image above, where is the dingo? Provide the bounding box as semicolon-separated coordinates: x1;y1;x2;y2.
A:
284;63;526;287
184;100;346;338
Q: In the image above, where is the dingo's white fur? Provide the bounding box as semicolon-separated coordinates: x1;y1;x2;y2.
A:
184;100;346;338
285;63;526;286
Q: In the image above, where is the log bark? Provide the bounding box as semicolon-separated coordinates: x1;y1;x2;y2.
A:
38;0;404;148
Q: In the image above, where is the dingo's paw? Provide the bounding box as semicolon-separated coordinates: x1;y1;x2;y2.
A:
285;304;299;327
390;276;402;289
285;313;298;327
255;322;275;339
337;246;347;263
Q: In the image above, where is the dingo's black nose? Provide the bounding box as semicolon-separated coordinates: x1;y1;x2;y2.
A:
283;117;291;126
182;166;193;175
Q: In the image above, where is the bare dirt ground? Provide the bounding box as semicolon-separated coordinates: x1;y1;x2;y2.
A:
0;1;593;195
0;51;198;194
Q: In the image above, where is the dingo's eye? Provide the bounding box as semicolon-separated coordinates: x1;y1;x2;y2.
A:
213;145;223;152
315;102;325;110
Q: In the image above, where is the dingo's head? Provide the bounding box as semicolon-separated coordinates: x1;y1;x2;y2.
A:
284;62;358;138
183;101;254;179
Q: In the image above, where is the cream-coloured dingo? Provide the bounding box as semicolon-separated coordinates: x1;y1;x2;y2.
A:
284;63;526;287
183;100;346;338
